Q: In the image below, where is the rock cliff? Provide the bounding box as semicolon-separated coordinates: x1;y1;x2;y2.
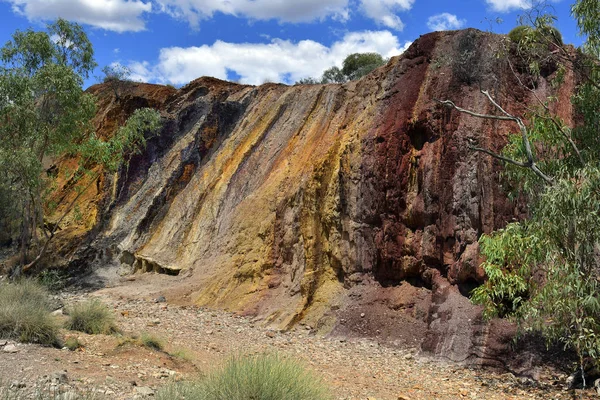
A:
53;29;577;363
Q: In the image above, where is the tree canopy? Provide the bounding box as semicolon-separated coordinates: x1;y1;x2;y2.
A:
439;1;600;386
0;19;161;273
296;52;387;84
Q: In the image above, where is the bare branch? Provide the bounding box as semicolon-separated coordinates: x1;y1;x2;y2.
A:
434;99;516;122
507;58;585;166
437;92;554;186
468;145;530;168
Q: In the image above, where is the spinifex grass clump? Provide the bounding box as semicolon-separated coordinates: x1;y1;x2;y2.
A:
139;332;164;351
156;353;331;400
65;299;117;335
0;280;60;345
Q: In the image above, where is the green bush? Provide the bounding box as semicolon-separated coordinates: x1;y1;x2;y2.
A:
140;332;164;351
65;299;117;335
508;25;534;44
37;269;67;292
508;24;563;47
0;280;60;345
156;353;331;400
64;336;83;351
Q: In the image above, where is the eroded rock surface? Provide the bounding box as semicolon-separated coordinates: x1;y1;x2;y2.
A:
52;29;577;363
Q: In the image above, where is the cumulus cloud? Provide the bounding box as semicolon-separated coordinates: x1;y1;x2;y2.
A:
155;0;350;28
6;0;416;32
126;30;411;86
6;0;152;32
484;0;532;12
359;0;415;30
427;13;466;31
156;0;414;30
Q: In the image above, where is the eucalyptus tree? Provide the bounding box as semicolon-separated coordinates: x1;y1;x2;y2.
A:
438;2;600;386
0;19;161;273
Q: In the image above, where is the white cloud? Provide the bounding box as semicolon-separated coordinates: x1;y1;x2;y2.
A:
156;0;414;30
485;0;531;12
359;0;415;30
127;30;410;86
155;0;350;28
6;0;152;32
6;0;416;33
427;13;466;31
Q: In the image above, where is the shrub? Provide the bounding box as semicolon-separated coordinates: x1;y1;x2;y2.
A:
64;336;83;351
65;299;117;335
37;269;67;292
0;280;60;345
140;332;164;351
156;353;331;400
170;348;194;361
508;25;534;44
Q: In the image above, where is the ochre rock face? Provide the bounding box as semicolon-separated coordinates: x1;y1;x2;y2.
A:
68;29;576;362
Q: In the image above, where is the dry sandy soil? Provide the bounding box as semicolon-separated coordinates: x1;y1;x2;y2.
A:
0;272;596;400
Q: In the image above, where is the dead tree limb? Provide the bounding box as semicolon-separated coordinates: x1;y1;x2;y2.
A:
435;89;554;186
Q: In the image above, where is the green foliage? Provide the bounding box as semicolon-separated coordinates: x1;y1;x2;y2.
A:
139;332;164;351
100;64;131;101
37;269;68;292
295;77;320;85
320;66;346;83
508;25;534;44
64;336;83;351
507;17;564;78
295;52;387;84
341;52;385;80
0;280;60;345
65;299;117;335
155;353;331;400
469;1;600;382
0;19;163;272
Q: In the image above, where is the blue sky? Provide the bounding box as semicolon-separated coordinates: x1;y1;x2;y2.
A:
0;0;582;87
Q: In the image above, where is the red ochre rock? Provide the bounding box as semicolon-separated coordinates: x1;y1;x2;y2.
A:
54;29;577;364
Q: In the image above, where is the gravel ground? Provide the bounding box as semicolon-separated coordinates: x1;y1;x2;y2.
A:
0;278;596;400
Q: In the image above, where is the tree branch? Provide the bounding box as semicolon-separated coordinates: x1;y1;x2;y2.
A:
436;91;554;186
468;145;530;168
22;172;99;273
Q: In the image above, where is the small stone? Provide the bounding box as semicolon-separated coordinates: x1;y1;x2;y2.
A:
265;331;275;338
0;340;8;346
3;344;19;353
360;313;366;318
53;370;68;383
51;309;64;316
403;354;413;361
135;386;155;396
59;392;78;400
398;396;411;400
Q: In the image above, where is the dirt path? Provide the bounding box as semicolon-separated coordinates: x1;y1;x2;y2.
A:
0;274;594;400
